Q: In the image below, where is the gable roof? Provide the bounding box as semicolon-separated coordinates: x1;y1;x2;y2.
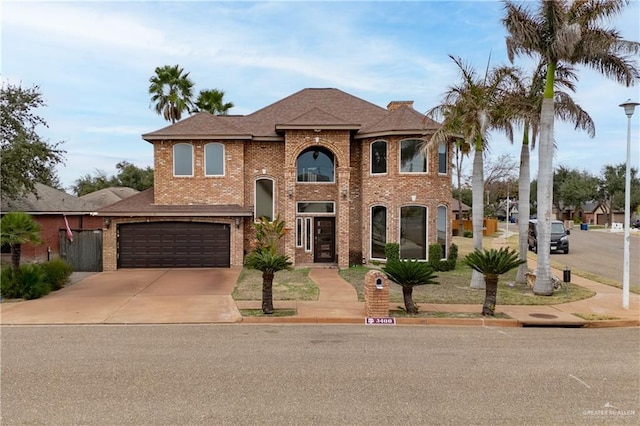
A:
97;188;253;217
1;183;98;214
79;187;140;209
142;88;439;142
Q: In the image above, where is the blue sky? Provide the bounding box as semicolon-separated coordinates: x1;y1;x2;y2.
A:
2;0;639;192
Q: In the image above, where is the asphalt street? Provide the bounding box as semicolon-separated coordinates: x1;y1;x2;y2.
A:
1;325;638;425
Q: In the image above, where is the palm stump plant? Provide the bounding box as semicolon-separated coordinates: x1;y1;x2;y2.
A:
464;247;525;316
244;216;292;314
0;212;42;274
382;259;438;314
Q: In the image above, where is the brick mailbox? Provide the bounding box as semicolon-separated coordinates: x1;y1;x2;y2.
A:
364;270;389;317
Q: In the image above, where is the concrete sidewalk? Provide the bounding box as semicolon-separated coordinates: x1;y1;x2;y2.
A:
2;251;638;327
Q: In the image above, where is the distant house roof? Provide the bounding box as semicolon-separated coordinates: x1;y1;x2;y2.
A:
79;187;140;209
97;188;253;217
142;88;440;142
1;183;97;214
452;199;471;212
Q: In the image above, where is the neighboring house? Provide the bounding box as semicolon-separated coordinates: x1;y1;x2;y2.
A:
98;88;452;271
79;187;139;209
1;183;103;270
578;201;625;225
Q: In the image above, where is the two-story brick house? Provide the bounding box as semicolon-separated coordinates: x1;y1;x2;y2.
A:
99;88;452;271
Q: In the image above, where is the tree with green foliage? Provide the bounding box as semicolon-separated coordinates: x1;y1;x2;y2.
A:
71;161;154;196
464;247;525;316
382;259;438;314
0;212;42;274
554;167;599;220
148;65;195;123
428;55;520;290
506;62;594;284
598;163;640;224
193;89;234;115
503;0;640;295
244;215;292;314
1;82;65;200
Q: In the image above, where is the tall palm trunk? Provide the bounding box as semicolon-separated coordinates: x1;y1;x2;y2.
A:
10;244;21;274
455;145;465;236
482;275;499;316
402;286;418;314
262;272;275;314
470;139;485;289
516;127;531;284
534;70;556;295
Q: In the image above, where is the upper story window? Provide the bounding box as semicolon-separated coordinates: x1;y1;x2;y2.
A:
255;178;274;222
174;143;193;176
297;147;335;182
400;139;427;173
205;143;225;176
371;140;387;174
438;141;447;174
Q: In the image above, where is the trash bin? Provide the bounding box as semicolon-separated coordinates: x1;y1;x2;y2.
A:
580;223;588;231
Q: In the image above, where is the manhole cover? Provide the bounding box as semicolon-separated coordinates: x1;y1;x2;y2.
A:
529;313;558;319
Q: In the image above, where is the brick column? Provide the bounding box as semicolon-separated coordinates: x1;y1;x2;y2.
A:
284;167;297;264
337;167;350;268
364;270;389;317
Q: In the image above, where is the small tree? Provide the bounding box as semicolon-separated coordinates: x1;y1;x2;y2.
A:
0;212;42;273
244;215;292;314
464;247;525;316
382;260;438;314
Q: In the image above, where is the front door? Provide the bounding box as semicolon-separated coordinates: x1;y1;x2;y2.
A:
313;217;335;263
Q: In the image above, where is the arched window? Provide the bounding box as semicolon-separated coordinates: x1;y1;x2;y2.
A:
173;143;193;176
438;141;447;174
205;143;224;176
297;147;335;182
371;140;387;174
371;205;387;259
400;205;427;260
399;139;427;173
255;178;274;222
437;205;448;258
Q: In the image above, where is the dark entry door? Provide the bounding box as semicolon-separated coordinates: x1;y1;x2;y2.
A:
313;217;335;263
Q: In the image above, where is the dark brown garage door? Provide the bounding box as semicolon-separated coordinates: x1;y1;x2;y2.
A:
118;222;230;268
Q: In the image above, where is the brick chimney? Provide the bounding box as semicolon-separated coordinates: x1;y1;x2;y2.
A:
387;101;414;111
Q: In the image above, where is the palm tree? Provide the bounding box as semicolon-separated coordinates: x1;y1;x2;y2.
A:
148;65;195;123
508;63;595;284
193;89;234;115
244;215;292;314
428;55;519;289
464;247;525;316
0;212;42;273
245;246;292;314
382;259;438;314
503;0;640;295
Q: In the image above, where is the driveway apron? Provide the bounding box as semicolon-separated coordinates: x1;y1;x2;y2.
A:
0;268;242;325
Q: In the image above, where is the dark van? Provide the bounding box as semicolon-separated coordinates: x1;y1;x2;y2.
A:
528;219;570;254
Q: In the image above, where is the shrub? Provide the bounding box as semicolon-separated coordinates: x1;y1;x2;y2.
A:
41;258;73;290
427;243;458;272
384;243;400;262
1;268;20;299
428;243;443;265
463;231;473;238
15;264;51;300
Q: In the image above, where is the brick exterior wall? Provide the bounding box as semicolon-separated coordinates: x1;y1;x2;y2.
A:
13;215;102;263
154;140;245;205
110;122;452;270
359;136;452;261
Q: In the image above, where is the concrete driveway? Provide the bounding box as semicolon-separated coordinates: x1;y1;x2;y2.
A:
0;268;242;325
